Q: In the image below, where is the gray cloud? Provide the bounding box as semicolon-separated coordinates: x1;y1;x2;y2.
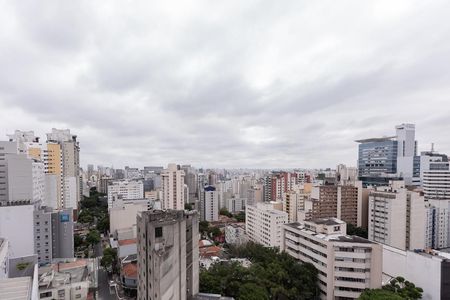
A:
0;0;449;169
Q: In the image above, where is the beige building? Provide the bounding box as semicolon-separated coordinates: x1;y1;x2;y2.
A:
137;210;199;300
368;180;426;251
45;129;80;210
110;201;149;235
282;188;309;223
161;164;185;210
281;218;382;300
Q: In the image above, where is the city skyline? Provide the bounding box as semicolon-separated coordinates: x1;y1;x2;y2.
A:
1;1;450;169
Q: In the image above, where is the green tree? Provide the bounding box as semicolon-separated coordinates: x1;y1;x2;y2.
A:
74;234;84;249
208;226;222;240
96;216;110;234
219;208;232;217
199;242;319;299
239;283;269;300
347;223;368;239
234;211;245;222
359;289;403;300
199;221;210;233
78;210;94;224
383;277;423;300
184;203;193;211
86;229;101;247
101;247;118;273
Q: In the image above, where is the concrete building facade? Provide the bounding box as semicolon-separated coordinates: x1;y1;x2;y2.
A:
302;182;363;227
161;164;186;210
137;210;199;300
281;219;382;300
368;181;426;251
245;203;288;248
107;180;144;209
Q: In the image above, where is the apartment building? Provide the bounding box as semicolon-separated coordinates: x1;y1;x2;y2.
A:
201;186;219;222
137;210;199;300
281;219;382;300
368;181;426;251
245;203;288;248
107;180;144;209
161;164;186;210
302;182;363;227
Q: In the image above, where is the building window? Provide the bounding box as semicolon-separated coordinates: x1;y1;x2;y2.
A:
155;227;163;238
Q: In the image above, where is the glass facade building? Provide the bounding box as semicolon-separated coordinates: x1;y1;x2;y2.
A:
357;137;399;187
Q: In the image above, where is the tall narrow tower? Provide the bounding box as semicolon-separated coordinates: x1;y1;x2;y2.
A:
161;164;185;210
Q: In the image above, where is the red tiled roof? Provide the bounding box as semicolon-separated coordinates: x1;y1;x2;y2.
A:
122;263;138;278
118;239;137;246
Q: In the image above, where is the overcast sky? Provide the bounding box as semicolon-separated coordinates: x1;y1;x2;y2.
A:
0;0;449;169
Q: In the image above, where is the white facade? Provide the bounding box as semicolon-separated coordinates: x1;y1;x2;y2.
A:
225;197;246;213
63;176;78;209
203;188;219;222
110;202;148;235
396;124;417;185
245;203;288;248
225;224;248;245
368;181;426;250
32;161;45;206
107;180;144;209
281;219;382;300
0;239;9;279
421;152;450;249
161;164;185;210
0;204;35;258
382;245;450;300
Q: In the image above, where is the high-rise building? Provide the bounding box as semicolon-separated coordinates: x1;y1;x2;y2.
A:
137;210;199;300
161;164;185;210
46;128;80;210
34;207;74;265
282;189;309;223
396;124;420;185
302;182;363;227
0;201;35;258
356;136;398;187
356;124;421;187
245;203;288;248
368;181;426;251
281;219;382;300
200;186;219;222
420;151;450;249
107;180;144;209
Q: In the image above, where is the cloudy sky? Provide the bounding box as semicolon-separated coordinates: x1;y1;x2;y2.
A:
0;0;449;169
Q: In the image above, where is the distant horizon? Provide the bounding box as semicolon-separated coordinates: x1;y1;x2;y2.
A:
1;1;449;169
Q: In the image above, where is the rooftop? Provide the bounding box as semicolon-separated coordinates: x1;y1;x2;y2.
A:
355;136;396;143
0;276;32;300
311;218;344;226
118;238;137;246
122;262;137;279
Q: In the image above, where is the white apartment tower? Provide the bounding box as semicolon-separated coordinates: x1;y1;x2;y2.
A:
368;181;426;251
420;151;450;249
201;186;219;222
161;164;185;210
107;180;144;209
281;219;382;300
245;203;288;248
